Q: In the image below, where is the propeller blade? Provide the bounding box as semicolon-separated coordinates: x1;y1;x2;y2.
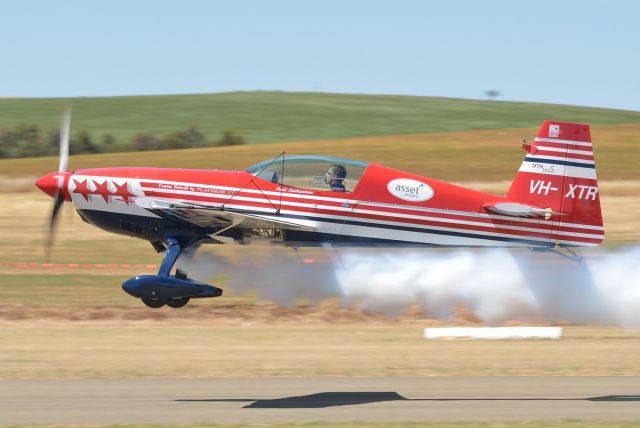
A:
45;191;65;262
46;108;71;261
58;108;70;173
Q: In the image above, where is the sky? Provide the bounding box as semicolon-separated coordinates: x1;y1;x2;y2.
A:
1;0;639;110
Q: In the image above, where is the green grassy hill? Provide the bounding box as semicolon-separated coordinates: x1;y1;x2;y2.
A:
1;91;639;146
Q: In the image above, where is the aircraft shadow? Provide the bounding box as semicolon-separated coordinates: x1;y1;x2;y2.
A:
588;395;640;402
175;392;640;408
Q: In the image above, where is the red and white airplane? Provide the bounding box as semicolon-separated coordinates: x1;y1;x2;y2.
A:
36;113;604;308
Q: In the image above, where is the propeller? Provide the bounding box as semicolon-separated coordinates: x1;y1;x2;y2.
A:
45;109;71;261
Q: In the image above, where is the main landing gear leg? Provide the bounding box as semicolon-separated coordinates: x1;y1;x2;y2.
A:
140;238;182;308
175;240;202;281
122;238;223;309
158;238;182;276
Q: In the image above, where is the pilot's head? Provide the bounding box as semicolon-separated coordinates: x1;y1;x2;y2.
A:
325;164;347;189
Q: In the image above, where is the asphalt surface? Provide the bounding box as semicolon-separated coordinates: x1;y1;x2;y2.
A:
1;377;639;424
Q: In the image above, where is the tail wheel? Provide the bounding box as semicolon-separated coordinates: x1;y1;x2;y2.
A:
141;298;167;308
166;297;190;308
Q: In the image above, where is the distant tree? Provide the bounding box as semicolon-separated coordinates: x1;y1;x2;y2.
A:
158;130;190;150
0;129;10;158
184;126;209;148
4;124;43;158
214;130;245;146
71;129;99;154
101;134;116;145
131;132;158;151
0;128;14;158
0;125;243;158
485;90;500;100
17;125;37;157
43;128;61;156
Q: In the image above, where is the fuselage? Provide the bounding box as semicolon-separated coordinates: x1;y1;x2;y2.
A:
35;162;604;248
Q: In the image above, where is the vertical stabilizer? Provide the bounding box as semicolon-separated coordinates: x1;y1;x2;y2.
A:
506;120;604;246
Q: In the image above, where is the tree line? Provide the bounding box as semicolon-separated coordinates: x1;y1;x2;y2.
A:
0;124;245;159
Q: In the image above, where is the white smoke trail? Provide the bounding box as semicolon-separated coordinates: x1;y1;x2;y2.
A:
180;246;640;328
336;249;538;323
176;249;341;306
587;247;640;328
337;247;640;327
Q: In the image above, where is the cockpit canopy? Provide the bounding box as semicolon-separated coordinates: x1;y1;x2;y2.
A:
246;155;368;192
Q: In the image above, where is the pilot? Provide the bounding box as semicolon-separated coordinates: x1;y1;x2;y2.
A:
325;164;347;192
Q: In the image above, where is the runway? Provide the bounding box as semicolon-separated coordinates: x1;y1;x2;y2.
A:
1;377;639;424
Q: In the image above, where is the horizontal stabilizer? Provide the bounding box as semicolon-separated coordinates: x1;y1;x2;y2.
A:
484;202;563;220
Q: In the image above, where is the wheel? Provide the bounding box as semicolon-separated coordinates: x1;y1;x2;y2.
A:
142;298;167;308
166;297;190;308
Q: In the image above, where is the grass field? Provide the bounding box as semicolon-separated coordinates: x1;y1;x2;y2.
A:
1;91;639;146
2;320;640;379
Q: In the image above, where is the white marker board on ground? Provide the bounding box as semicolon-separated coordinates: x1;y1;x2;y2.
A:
424;327;563;340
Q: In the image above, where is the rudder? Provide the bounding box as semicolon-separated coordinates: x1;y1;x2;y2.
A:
506;120;604;246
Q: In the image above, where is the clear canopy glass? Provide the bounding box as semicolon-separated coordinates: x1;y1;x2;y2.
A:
246;155;368;192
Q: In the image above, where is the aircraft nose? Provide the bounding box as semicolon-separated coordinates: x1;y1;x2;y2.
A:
36;171;68;199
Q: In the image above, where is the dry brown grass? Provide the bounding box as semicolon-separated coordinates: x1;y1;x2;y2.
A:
1;123;639;183
1;321;639;379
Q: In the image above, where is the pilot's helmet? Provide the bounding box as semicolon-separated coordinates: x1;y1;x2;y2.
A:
326;164;347;182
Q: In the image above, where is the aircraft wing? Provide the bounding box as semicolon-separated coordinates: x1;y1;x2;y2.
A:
134;197;317;232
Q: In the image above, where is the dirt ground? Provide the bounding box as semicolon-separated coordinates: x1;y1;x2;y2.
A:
1;320;639;379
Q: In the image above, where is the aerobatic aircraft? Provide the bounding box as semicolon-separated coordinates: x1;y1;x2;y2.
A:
36;112;604;308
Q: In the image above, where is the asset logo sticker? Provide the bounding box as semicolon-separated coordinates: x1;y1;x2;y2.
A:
548;124;560;138
387;178;434;202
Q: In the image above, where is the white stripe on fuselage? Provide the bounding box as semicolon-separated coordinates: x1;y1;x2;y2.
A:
69;174;603;246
